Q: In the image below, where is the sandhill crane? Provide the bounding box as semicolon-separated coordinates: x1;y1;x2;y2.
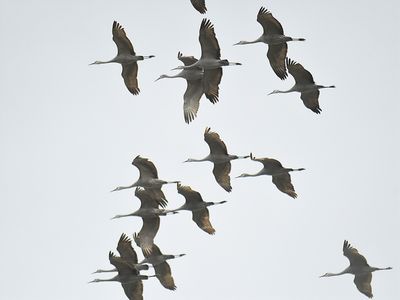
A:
141;243;185;290
320;240;392;298
111;155;179;192
236;153;304;198
90;21;154;95
184;127;249;192
234;7;305;80
90;251;155;300
191;0;207;14
93;233;149;274
156;52;206;123
133;215;160;254
173;19;241;103
268;58;335;113
112;187;177;219
172;183;226;234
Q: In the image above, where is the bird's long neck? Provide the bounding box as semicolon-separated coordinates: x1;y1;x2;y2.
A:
185;157;209;163
321;268;350;277
111;182;137;192
237;172;260;178
111;212;137;219
90;275;119;283
89;59;115;65
93;268;117;273
268;88;295;95
235;36;264;45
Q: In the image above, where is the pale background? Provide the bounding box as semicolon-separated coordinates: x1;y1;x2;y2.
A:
0;0;398;299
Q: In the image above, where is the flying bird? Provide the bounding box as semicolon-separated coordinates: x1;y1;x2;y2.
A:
190;0;207;14
141;243;185;290
173;19;241;103
173;183;226;234
112;187;177;219
156;52;206;123
268;58;335;113
234;7;305;79
111;155;179;192
184;127;249;192
93;233;149;274
237;153;304;198
90;21;155;95
320;240;392;298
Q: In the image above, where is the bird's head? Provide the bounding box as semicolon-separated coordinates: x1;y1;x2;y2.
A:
111;186;122;192
319;272;334;278
89;61;102;65
183;158;195;163
91;269;102;274
88;279;101;283
268;90;280;95
155;74;168;82
236;173;250;178
233;41;246;46
110;215;122;220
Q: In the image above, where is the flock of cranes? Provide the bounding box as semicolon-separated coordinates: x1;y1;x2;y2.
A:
89;3;392;300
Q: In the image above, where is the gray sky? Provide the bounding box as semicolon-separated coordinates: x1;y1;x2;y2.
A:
0;0;399;299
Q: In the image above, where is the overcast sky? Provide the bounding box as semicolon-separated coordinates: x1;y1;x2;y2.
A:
0;0;399;299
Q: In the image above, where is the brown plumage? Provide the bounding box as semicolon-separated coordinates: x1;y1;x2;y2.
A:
185;127;249;192
90;21;154;95
237;153;304;198
174;183;226;234
191;0;207;14
143;244;177;290
134;215;160;254
235;7;305;80
321;240;392;298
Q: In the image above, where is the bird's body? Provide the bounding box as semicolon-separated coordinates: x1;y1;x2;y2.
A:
268;58;335;113
90;21;154;95
174;19;241;103
234;7;305;79
156;52;207;123
237;153;304;198
112;155;179;192
173;183;226;234
320;240;392;298
185;127;249;192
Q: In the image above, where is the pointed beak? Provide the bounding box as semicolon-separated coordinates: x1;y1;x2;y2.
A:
171;66;181;71
154;76;162;82
267;91;274;96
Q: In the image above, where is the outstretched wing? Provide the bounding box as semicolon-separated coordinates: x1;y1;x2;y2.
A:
121;281;144;300
343;240;369;267
192;208;216;234
177;51;198;66
112;21;135;56
135;216;160;254
203;68;222;104
212;162;232;192
267;43;288;80
204;127;228;155
177;183;204;204
272;173;297;198
300;90;321;114
132;155;159;179
122;63;140;95
117;233;139;264
191;0;207;14
199;19;221;60
354;273;373;298
257;7;284;35
286;58;315;85
183;79;203;123
154;262;177;290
